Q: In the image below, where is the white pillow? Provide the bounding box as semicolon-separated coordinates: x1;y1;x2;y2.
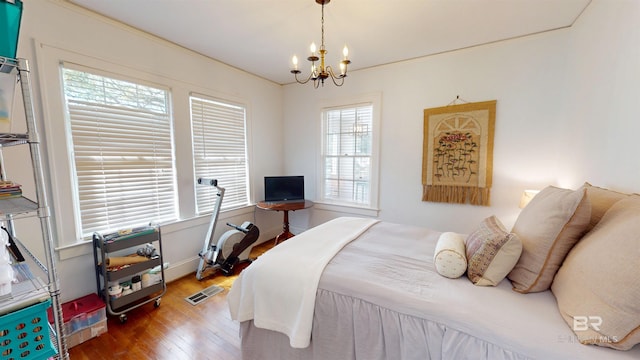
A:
508;186;590;293
552;195;640;350
433;232;467;278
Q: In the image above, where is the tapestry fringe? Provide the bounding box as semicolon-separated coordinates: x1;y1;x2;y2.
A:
422;185;491;206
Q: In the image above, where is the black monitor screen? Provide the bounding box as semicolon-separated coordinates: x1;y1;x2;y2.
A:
264;176;304;202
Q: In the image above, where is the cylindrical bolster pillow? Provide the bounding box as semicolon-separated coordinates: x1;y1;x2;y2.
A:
434;232;467;278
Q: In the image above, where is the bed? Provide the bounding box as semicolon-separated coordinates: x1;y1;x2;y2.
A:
228;184;640;359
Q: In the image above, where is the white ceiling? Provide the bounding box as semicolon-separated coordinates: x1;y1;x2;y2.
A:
68;0;591;85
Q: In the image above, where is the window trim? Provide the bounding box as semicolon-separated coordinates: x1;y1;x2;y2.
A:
190;92;251;214
37;46;183;250
62;64;178;238
317;93;381;211
35;43;256;256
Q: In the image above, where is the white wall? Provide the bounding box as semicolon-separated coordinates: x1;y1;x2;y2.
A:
282;0;639;234
8;0;285;301
7;0;639;302
558;0;640;193
284;25;570;233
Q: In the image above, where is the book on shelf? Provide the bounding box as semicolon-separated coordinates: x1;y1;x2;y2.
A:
0;180;21;198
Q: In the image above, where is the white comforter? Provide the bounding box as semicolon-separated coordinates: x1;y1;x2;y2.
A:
227;216;379;348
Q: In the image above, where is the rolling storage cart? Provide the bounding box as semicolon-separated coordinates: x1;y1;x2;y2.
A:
93;225;166;323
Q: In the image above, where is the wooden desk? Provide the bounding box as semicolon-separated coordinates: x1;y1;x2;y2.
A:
256;200;313;245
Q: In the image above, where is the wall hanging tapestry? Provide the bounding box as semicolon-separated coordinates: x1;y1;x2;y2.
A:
422;100;496;206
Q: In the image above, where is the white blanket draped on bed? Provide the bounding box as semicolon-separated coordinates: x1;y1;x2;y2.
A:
227;216;380;348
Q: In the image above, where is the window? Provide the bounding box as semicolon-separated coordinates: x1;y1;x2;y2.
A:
62;66;177;238
321;103;377;207
190;95;249;213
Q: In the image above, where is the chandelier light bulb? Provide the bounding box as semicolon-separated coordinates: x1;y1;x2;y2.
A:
339;62;346;75
310;42;317;56
343;45;349;60
292;55;299;70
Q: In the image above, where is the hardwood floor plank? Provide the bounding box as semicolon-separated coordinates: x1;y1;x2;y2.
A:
67;241;273;359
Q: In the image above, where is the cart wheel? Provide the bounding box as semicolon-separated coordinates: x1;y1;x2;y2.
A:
119;314;127;323
154;298;161;308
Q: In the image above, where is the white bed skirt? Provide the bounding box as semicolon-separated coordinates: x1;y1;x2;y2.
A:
241;289;533;360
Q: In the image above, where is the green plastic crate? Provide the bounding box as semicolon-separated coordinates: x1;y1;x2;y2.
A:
0;0;23;59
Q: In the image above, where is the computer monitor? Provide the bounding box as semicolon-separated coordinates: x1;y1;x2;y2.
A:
264;176;304;202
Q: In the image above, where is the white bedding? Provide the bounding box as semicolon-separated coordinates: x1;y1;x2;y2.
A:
237;220;640;359
227;217;379;348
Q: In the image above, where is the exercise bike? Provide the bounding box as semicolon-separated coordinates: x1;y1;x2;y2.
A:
195;178;260;280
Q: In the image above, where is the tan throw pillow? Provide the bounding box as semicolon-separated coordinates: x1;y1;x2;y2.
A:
582;182;629;232
434;232;467;279
551;195;640;350
465;216;522;286
507;186;591;293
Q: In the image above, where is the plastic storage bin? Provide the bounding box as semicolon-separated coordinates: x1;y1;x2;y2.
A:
65;318;107;348
0;299;56;360
0;0;23;59
47;293;107;348
47;293;106;336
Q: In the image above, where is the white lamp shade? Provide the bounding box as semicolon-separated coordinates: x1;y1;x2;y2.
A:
519;189;540;208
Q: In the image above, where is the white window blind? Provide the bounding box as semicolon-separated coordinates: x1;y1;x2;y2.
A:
62;67;177;238
191;95;249;213
322;104;373;205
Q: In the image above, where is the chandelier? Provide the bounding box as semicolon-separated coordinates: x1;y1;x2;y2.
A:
290;0;351;88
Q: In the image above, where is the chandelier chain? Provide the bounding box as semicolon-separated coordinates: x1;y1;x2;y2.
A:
321;2;325;50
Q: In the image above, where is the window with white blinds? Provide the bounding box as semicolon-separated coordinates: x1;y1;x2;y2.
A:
190;95;249;213
322;104;373;205
62;66;177;238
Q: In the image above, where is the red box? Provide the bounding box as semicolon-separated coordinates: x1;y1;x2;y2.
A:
47;293;107;345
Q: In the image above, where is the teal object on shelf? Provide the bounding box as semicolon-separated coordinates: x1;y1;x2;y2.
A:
0;299;57;360
0;0;23;59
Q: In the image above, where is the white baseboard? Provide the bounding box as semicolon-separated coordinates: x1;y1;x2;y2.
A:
163;225;283;282
163;257;200;283
256;226;281;244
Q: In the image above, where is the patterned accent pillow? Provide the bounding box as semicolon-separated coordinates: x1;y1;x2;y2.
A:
465;216;522;286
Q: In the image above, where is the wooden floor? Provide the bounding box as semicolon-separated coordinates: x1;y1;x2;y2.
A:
67;241;274;360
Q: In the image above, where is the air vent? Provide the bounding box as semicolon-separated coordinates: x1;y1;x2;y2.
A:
184;285;224;306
